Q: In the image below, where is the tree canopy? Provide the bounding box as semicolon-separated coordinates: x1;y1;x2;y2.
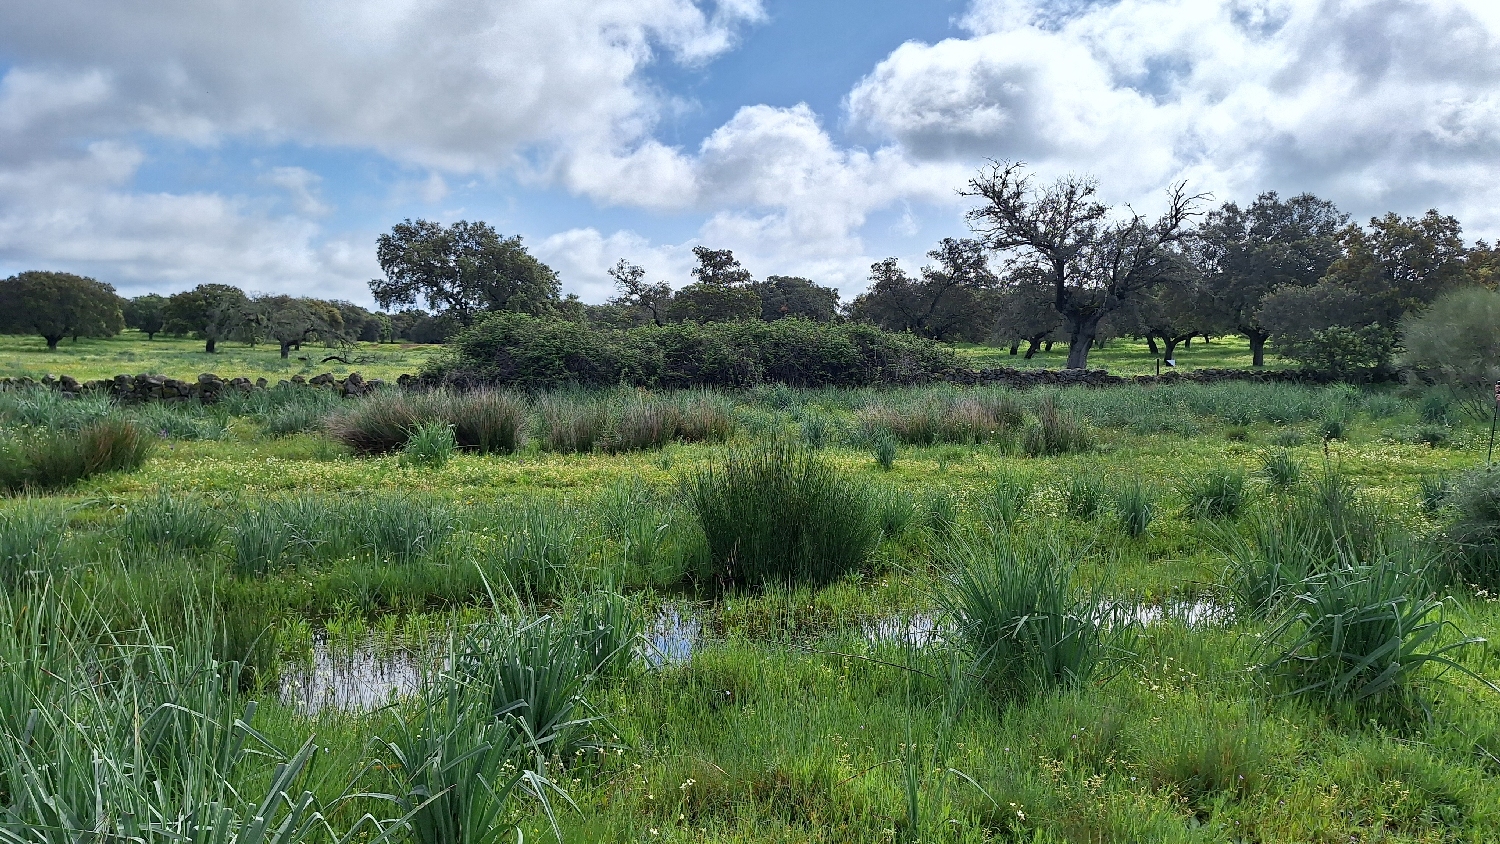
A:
124;294;168;340
370;219;561;325
164;284;251;353
0;271;124;349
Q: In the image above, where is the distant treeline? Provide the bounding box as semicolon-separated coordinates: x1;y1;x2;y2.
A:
5;163;1498;381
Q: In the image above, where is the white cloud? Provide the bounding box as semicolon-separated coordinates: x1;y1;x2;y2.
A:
847;0;1500;234
261;167;330;217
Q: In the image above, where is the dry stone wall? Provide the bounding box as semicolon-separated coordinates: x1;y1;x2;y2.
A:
0;364;1328;404
0;371;384;402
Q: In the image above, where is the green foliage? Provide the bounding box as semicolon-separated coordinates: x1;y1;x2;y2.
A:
0;417;154;492
357;495;455;565
473;501;580;597
1260;449;1302;490
539;391;734;454
328;390;526;455
372;218;562;325
0;501;66;588
1183;469;1248;520
1262;548;1484;701
984;472;1034;528
872;431;898;471
119;489;224;554
689;445;881;588
400;420;457;468
858;393;1021;445
0;271;124;349
1401;286;1500;394
1021;396;1091;457
1064;472;1107;521
1419;473;1452;515
1113;480;1155;538
433;312;966;389
939;535;1120;699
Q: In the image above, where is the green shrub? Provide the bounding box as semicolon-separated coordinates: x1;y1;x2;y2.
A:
119;489;223;553
939;535;1120;699
689;445;881;588
1113;480;1155;538
430;312;967;389
1184;469;1248;520
1400;286;1500;398
400;421;456;468
1262;548;1484;701
1442;468;1500;588
0;501;66;588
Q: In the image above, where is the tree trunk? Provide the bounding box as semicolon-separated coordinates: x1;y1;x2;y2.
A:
1145;336;1159;356
1183;337;1192;349
1249;332;1268;367
45;335;61;350
1044;340;1054;352
280;342;292;359
1024;335;1046;359
205;337;217;354
146;331;156;340
1064;316;1103;369
1164;337;1180;362
1008;341;1020;355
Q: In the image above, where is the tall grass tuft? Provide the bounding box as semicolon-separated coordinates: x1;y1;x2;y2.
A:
119;489;224;554
357;495;456;565
475;501;580;597
449;389;529;454
1183;469;1249;520
1021;396;1092;457
858;393;1021;446
1113;480;1155;538
872;431;898;471
984;472;1033;528
939;535;1120;699
1262;546;1487;701
0;501;66;588
1441;468;1500;588
400;420;457;468
1064;472;1107;521
690;444;881;588
1;417;154;491
1260;449;1302;490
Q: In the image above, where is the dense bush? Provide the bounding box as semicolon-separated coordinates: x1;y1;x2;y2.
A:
689;445;882;588
429;313;966;390
1442;468;1500;588
1400;287;1500;399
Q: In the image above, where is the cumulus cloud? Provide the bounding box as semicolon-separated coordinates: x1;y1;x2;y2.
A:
848;0;1500;233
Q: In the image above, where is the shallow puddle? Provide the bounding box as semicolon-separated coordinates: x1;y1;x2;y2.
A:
279;636;424;714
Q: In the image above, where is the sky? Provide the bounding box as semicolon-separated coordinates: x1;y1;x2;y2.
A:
2;0;1499;308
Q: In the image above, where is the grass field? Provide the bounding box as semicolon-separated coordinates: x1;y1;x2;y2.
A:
953;335;1292;374
0;331;1291;384
0;330;439;381
2;377;1498;842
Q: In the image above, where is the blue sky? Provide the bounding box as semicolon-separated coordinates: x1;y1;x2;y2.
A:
2;0;1499;307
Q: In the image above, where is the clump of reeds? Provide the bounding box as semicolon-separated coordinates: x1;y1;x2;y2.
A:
939;534;1123;699
327;389;527;455
0;501;66;588
1020;396;1092;457
118;489;224;554
0;417;154;492
689;444;881;588
400;420;457;468
1261;544;1486;701
1113;479;1155;538
1183;469;1249;520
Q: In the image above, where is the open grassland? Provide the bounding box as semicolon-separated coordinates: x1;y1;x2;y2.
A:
954;335;1295;374
1;380;1498;842
0;330;438;381
0;330;1293;386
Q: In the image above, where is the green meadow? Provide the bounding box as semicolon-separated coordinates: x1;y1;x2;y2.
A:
1;372;1498;843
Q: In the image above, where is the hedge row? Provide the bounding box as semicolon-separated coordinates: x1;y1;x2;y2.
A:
424;314;968;390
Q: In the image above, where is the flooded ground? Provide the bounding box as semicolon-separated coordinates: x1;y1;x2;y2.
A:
278;595;1227;713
